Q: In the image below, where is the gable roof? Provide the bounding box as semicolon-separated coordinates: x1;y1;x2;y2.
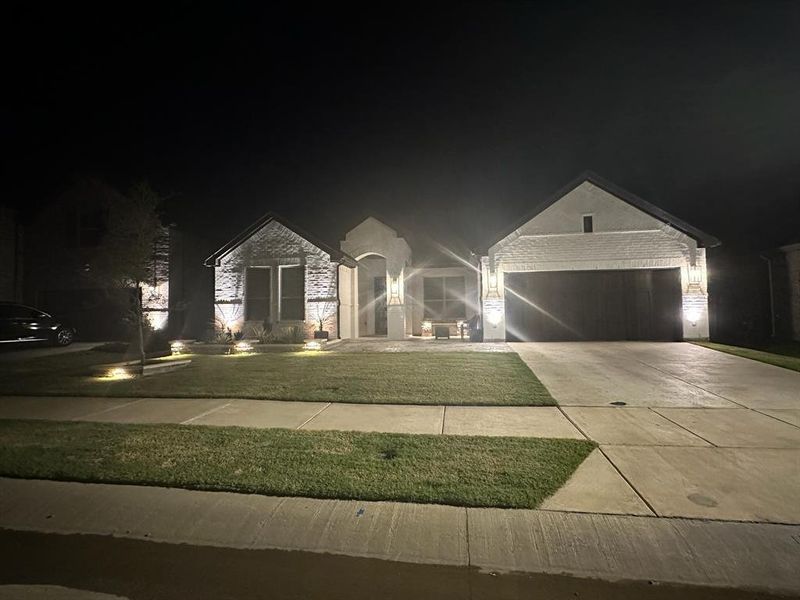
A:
204;212;357;267
479;171;721;253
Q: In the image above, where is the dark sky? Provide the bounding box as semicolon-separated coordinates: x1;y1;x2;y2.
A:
4;1;800;253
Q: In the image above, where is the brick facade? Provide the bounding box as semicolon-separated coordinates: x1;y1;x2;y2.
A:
213;220;339;339
783;244;800;341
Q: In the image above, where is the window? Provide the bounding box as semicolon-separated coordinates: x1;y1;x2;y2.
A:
280;266;305;320
582;215;594;233
0;304;46;319
423;276;466;320
245;267;271;322
78;208;106;247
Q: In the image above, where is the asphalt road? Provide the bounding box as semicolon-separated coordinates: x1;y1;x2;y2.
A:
0;530;791;600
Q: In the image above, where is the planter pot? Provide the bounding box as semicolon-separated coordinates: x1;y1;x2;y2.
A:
314;330;329;340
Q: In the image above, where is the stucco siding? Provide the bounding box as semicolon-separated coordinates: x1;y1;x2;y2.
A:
483;180;710;341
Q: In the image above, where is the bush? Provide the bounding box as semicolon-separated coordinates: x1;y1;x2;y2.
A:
281;325;305;344
248;323;275;344
125;326;170;357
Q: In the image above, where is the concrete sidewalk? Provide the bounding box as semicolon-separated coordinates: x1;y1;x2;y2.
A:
1;393;799;523
1;478;797;595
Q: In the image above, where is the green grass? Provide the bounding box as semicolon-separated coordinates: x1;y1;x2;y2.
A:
692;341;800;373
0;350;554;405
0;419;595;509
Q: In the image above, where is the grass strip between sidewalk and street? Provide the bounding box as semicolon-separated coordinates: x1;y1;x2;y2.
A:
691;341;800;373
0;350;555;406
0;419;595;509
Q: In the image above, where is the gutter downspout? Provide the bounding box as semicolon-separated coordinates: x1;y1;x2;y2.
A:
760;254;776;338
335;263;341;339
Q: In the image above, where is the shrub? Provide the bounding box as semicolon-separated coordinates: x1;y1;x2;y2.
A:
282;325;305;344
248;323;274;344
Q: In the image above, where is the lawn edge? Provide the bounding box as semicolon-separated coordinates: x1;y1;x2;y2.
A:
0;419;595;510
690;341;800;373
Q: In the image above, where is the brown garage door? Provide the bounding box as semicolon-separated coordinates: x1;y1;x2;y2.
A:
504;269;682;341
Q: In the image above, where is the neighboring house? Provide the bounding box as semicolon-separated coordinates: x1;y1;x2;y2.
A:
206;172;720;342
0;205;23;302
779;242;800;341
24;178;179;340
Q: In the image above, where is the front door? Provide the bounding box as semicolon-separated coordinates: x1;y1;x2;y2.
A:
374;276;387;335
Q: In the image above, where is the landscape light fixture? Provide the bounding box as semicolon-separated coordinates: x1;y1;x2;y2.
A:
105;367;133;380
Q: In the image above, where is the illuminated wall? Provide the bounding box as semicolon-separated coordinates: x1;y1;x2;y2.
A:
213;219;342;339
482;181;711;340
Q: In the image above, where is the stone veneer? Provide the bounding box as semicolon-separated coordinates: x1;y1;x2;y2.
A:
214;220;339;339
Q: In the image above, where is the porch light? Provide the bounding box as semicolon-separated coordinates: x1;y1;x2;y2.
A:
486;308;503;326
688;266;703;284
685;308;700;326
487;270;500;298
388;277;401;304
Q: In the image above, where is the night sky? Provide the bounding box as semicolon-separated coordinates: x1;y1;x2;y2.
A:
4;1;800;254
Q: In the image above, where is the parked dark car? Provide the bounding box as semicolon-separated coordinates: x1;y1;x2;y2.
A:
0;302;76;346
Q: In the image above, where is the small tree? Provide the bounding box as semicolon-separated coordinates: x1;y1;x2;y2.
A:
94;182;164;371
310;271;338;338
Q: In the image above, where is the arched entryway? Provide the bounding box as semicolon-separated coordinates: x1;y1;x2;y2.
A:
339;217;412;340
356;254;388;336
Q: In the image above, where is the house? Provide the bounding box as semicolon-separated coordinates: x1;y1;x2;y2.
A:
205;172;720;342
0;205;23;302
21;178;179;340
778;242;800;341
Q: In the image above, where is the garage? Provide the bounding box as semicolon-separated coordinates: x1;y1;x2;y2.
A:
504;268;683;341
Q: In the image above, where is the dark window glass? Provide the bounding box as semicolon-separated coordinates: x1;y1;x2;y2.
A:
423;277;444;300
79;208;106;247
444;277;465;300
245;268;271;322
423;277;466;320
583;215;594;233
280;266;305;321
0;305;43;318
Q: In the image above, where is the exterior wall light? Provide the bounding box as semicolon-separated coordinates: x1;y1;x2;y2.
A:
388;277;401;304
684;308;700;326
688;266;703;284
486;308;503;326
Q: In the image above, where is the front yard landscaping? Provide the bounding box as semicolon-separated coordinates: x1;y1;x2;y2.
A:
0;419;595;509
0;350;554;405
692;341;800;373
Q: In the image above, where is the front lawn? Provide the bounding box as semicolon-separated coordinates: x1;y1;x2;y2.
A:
692;341;800;373
0;419;595;509
0;350;554;405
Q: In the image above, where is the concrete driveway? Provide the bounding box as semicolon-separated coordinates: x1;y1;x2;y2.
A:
515;342;800;523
